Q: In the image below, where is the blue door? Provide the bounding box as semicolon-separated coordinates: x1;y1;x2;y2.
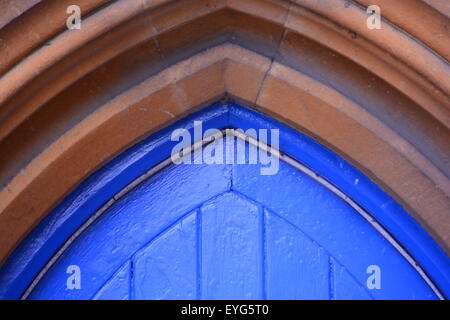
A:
1;103;448;299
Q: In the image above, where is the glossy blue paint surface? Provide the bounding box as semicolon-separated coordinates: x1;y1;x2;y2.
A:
0;102;449;299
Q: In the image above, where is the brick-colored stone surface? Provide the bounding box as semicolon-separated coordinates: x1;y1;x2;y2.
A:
294;0;450;95
0;0;112;75
423;0;450;18
355;0;450;60
285;5;450;128
0;0;41;29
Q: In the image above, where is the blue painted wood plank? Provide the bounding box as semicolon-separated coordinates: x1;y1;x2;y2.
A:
265;210;329;300
133;212;197;300
200;192;263;300
331;257;372;300
93;261;131;300
233;158;437;299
